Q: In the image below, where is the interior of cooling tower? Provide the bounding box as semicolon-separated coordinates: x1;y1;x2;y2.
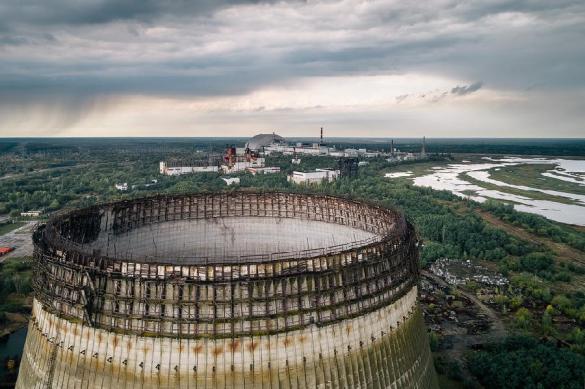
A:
45;192;394;262
17;192;438;389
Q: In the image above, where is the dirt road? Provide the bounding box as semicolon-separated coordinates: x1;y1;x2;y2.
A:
423;270;507;384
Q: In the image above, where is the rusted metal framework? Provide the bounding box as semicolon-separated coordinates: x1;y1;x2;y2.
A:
32;192;419;339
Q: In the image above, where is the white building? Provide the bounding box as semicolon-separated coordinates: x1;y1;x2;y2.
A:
288;169;340;185
160;161;219;176
246;166;281;175
343;149;359;157
20;210;42;217
246;132;338;156
291;158;301;165
221;177;240;186
115;183;128;191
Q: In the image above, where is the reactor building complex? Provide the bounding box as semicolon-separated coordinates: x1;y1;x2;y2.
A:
17;192;437;388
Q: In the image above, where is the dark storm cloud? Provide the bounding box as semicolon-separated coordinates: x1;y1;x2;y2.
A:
451;82;483;96
1;31;473;100
2;0;584;96
0;0;279;27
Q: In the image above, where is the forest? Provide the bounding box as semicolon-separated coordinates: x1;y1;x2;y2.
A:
468;336;585;388
1;137;585;387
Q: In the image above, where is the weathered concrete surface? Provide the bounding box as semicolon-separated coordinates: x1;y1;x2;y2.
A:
17;288;437;388
18;193;438;388
87;217;377;259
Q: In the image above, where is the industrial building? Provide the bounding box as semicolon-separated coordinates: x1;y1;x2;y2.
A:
247;131;428;162
386;137;428;163
17;192;437;388
159;133;429;178
287;169;340;185
159;133;429;179
160;161;219;175
159;147;269;176
245;133;287;151
221;146;267;174
246;166;281;175
19;210;42;217
338;158;359;178
247;130;334;156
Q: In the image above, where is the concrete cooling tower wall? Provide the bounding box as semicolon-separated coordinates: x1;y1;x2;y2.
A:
17;192;438;388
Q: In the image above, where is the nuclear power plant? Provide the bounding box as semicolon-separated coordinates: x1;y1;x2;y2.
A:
17;192;437;388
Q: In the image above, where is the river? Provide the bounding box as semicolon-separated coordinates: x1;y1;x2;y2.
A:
0;326;27;386
412;157;585;226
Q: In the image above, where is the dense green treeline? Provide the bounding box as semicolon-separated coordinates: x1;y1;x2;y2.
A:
0;258;32;320
3;137;585;156
480;200;585;252
468;336;585;389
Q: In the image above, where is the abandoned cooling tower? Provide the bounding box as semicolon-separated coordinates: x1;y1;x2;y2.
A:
17;192;437;388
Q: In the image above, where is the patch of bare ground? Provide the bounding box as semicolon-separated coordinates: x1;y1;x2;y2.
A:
422;270;507;387
0;313;29;338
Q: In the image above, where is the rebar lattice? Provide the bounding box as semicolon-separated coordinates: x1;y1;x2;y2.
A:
32;192;420;339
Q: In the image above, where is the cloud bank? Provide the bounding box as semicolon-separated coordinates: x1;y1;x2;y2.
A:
0;0;584;137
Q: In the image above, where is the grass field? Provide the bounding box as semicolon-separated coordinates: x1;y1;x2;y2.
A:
0;222;25;237
382;157;584;205
488;164;585;196
461;172;579;205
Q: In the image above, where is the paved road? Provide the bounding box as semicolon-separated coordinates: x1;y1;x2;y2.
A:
0;221;36;260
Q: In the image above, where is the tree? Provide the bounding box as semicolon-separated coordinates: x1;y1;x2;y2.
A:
514;308;532;330
428;331;440;352
468;336;585;389
542;305;554;335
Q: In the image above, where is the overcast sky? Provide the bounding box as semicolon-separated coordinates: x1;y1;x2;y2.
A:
0;0;584;138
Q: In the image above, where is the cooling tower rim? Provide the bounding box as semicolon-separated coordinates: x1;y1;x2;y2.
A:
35;191;412;267
30;191;422;339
